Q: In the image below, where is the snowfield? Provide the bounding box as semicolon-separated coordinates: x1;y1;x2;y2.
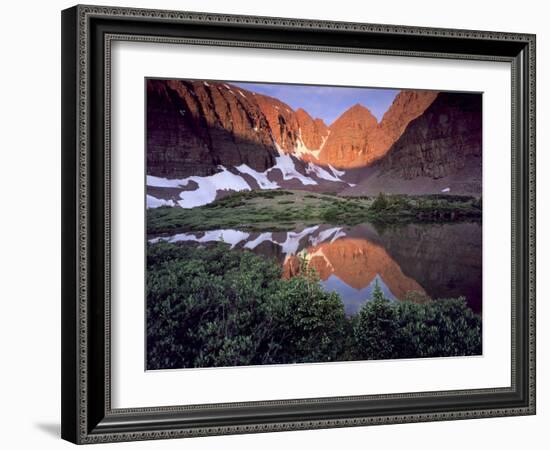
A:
150;225;348;256
236;164;279;189
278;226;320;256
305;162;342;183
147;175;190;188
147;142;351;208
293;129;322;159
244;232;274;250
146;166;251;209
176;166;251;208
310;227;346;246
150;229;250;249
146;195;176;208
269;153;317;186
328;163;344;177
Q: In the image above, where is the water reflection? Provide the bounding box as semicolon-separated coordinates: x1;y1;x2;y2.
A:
150;221;482;315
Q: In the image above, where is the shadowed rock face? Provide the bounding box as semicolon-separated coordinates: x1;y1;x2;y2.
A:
374;90;439;159
380;92;482;180
253;93;301;153
147;80;481;197
147;80;442;178
147;79;278;178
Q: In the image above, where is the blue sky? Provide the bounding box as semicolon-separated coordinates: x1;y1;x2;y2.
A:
233;82;399;125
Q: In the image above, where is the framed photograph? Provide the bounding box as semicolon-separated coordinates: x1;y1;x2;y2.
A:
61;4;536;444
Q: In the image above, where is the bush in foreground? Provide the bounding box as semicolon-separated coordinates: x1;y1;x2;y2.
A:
147;242;482;369
147;242;346;369
354;281;481;360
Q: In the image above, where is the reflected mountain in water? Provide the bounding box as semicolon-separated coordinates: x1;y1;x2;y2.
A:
150;221;482;315
282;237;425;315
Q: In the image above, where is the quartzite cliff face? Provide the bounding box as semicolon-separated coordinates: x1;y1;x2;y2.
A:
317;104;379;168
147;80;439;177
147;79;278;178
147;79;482;202
317;90;438;168
339;91;482;196
147;79;330;178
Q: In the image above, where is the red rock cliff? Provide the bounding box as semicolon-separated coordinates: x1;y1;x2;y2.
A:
147;79;278;177
317;91;437;169
317;104;379;168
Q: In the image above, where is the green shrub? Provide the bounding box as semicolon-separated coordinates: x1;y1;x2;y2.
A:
147;242;346;369
354;296;399;359
371;192;389;211
321;206;340;223
147;242;482;369
353;290;481;360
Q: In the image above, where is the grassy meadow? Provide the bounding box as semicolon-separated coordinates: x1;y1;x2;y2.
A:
147;190;482;234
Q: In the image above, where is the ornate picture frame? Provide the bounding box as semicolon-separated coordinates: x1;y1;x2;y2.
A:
61;4;536;444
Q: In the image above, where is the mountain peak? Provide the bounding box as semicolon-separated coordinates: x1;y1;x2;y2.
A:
330;103;378;129
331;103;378;128
316;92;437;169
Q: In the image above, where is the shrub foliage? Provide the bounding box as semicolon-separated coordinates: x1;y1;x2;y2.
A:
147;242;481;369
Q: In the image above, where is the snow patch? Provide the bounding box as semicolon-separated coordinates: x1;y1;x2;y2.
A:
319;131;330;151
303;247;334;270
309;227;345;246
151;225;348;254
203;81;210;87
236;164;279;189
198;229;250;248
305;162;343;183
275;226;320;256
147;175;190;188
223;83;231;89
151;229;250;249
330;229;347;242
238;90;246;98
270;153;317;186
146;195;175;209
441;187;451;193
294;129;322;159
176;166;251;208
328;164;345;178
244;233;274;250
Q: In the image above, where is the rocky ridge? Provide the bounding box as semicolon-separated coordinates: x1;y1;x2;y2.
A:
317;90;438;168
147;79;482;205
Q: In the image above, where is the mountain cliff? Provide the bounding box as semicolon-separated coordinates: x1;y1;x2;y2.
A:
379;92;482;179
316;104;378;168
340;91;482;196
373;90;439;159
147;80;438;177
147;79;481;207
147;79;281;178
147;80;335;177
